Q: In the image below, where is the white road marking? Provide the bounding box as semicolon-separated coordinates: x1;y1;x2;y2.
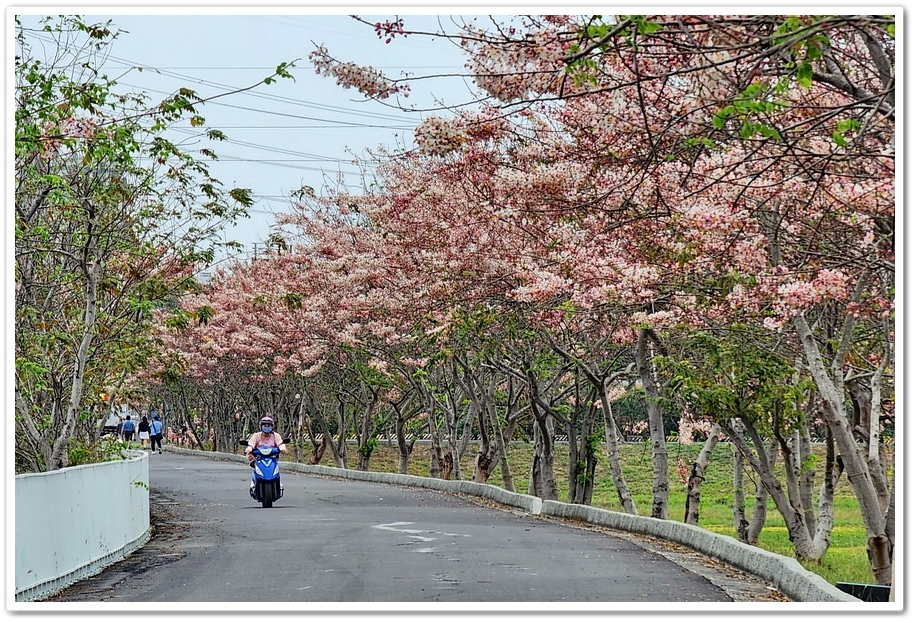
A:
373;521;423;534
373;521;471;541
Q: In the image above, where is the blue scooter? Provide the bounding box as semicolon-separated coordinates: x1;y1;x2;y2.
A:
239;439;286;508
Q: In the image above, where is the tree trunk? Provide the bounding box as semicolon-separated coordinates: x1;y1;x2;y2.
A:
310;434;328;465
684;423;720;525
724;420;821;560
293;392;306;463
391;398;416;475
794;315;892;584
495;379;521;492
473;401;499;483
309;393;346;469
452;364;497;484
794;426;816;535
733;446;749;542
426;409;444;479
354;390;378;472
636;329;669;519
50;259;103;470
746;443;776;546
810;434;839;559
453;405;474;481
600;383;638;514
569;399;598;506
528;404;558;500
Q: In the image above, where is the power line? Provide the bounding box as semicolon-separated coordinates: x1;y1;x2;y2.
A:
24;27;427;125
113;61;421;123
109;64;460;71
117;80;419;127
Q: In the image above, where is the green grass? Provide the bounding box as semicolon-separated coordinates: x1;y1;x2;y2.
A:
291;438;889;587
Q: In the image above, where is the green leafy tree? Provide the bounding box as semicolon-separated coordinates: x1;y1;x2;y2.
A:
656;326;842;562
14;16;293;472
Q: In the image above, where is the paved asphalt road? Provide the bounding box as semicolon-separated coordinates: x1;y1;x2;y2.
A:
46;452;788;606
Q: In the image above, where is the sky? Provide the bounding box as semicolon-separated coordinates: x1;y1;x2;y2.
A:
13;7;493;269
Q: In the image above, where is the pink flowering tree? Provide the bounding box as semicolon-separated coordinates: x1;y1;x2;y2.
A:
310;13;895;580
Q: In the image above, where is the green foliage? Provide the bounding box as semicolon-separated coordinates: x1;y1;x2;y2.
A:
284;292;303;310
575;460;591;485
832;119;862;146
264;60;296;84
14;15;296;472
164;309;192;330
617;14;661;46
195;305;215;325
68;435;134;466
585;431;602;456
771;17;833;89
229;187;254;206
655;326;810;433
358;437;379;460
352;357;394;389
712;82;786;139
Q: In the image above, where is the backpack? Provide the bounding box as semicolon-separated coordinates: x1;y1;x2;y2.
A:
122;419;135;433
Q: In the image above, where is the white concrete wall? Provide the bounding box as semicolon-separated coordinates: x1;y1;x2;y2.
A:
14;451;150;602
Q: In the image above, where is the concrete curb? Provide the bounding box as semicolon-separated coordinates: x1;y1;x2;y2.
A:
538;501;854;602
168;446;857;602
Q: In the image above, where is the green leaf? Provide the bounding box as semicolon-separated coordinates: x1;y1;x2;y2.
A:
229;187;253;206
797;61;813;88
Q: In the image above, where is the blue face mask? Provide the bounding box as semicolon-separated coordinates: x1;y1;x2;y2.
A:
261;426;273;434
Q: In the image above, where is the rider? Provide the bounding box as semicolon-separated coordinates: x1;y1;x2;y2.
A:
245;416;287;463
245;416;287;498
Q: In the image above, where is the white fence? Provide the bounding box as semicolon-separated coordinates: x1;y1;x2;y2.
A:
13;451;150;602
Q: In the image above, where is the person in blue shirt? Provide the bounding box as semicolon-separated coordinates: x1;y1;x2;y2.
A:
121;415;135;442
150;411;164;454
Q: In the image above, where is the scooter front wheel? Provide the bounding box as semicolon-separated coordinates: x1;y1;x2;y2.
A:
261;482;275;508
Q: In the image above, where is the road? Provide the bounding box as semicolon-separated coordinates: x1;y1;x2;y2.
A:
46;452;788;605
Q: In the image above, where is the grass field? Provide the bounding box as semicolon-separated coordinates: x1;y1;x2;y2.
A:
298;437;892;587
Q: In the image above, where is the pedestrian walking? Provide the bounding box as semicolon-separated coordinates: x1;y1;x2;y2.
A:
138;415;151;448
121;415;135;442
150;412;164;454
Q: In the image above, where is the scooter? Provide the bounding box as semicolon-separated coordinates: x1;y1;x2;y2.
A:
239;439;286;508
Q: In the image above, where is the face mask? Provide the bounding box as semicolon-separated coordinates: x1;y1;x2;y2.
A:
261;426;273;434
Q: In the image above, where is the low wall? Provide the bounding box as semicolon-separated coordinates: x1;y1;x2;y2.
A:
14;451;150;602
188;447;858;603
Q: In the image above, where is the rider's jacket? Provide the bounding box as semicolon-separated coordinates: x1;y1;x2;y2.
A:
246;431;284;454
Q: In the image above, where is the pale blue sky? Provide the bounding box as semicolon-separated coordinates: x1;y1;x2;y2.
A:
15;9;484;263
